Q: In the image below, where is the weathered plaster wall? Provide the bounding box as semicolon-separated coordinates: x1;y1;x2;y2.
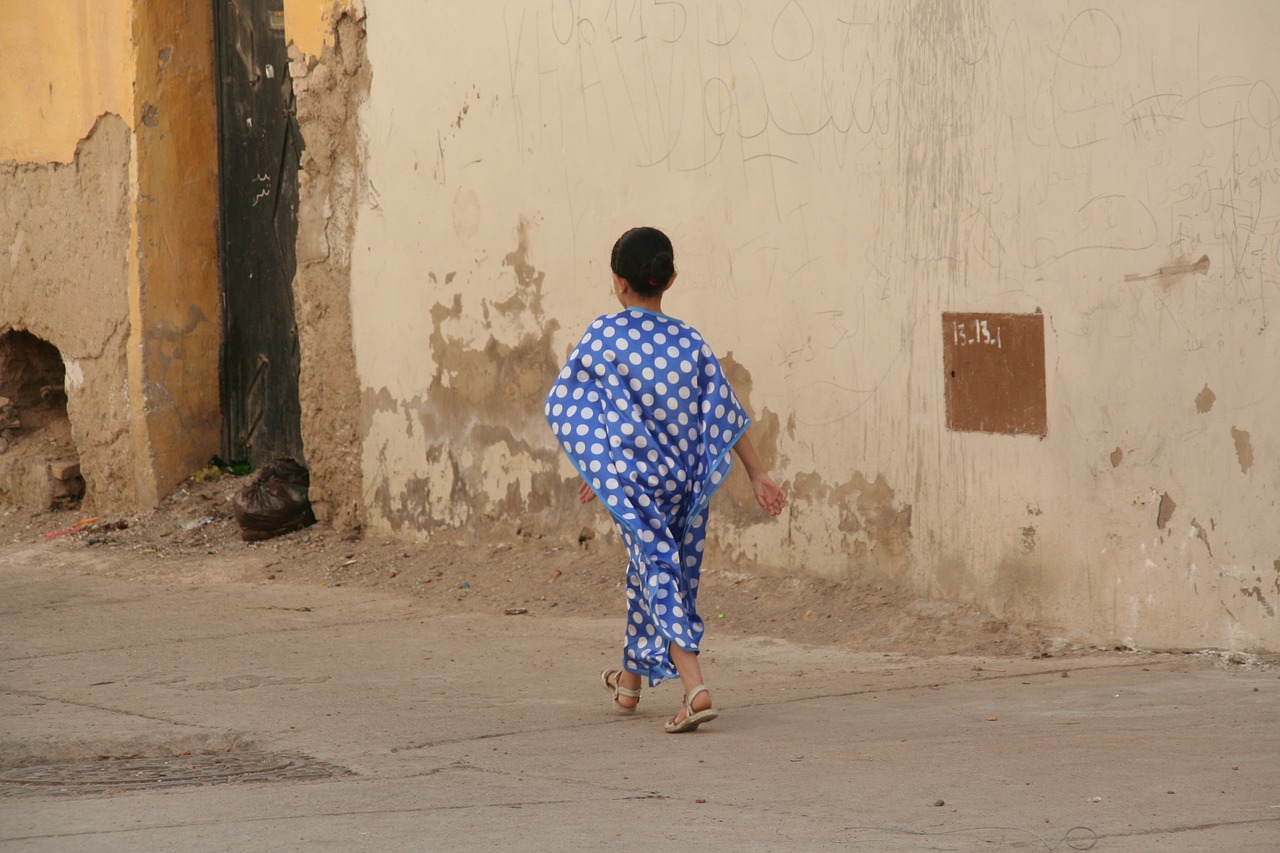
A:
0;118;135;508
1;4;138;507
288;7;369;531
328;1;1275;651
1;0;222;510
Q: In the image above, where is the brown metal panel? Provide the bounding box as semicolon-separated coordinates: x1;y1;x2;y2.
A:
943;312;1047;436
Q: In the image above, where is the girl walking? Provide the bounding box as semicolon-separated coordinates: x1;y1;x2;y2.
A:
545;226;786;733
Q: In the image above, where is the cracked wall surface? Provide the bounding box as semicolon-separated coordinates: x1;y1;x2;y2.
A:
290;10;369;531
299;1;1277;652
1;0;221;511
355;217;570;539
1;118;135;507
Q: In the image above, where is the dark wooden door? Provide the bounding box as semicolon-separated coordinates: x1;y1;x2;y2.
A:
213;0;304;466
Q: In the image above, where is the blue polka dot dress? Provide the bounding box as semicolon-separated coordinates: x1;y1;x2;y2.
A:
546;308;749;685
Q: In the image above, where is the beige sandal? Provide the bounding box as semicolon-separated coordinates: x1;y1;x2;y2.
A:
665;684;718;733
601;669;641;716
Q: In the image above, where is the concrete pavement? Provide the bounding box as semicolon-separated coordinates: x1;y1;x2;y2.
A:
1;543;1277;851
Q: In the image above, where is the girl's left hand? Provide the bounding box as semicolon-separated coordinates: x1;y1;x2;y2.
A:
578;481;597;504
751;474;787;516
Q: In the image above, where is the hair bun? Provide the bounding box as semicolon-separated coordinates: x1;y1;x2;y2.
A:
648;251;675;286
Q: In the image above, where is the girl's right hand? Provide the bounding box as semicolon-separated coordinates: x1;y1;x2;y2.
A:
578;481;598;504
751;473;786;516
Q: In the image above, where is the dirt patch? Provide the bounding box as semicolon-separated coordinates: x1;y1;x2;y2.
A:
1;469;1061;659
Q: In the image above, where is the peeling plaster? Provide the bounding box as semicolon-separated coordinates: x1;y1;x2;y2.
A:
1;116;136;508
502;217;546;294
707;349;912;580
1189;518;1212;557
362;221;566;536
1230;427;1254;474
1241;585;1275;618
1156;492;1176;530
782;470;912;576
1194;384;1215;413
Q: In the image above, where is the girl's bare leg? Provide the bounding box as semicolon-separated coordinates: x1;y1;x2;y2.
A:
668;644;713;724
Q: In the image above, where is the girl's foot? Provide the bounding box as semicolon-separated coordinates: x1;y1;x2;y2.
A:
665;685;718;733
601;669;641;714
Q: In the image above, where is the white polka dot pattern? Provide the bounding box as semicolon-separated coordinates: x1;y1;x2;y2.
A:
546;308;749;684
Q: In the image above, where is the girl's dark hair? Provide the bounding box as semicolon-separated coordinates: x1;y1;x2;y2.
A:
611;227;675;297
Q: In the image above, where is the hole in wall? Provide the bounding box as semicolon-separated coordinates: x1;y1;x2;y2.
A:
0;329;85;510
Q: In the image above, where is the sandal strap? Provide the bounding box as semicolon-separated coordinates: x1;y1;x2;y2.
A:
604;669;642;699
685;684;710;708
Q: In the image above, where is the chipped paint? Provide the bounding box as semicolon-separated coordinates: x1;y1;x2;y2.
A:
357;218;566;536
284;0;363;60
1189;519;1212;556
1194;385;1216;413
1241;586;1275;618
1156;493;1177;530
721;468;913;584
1231;427;1254;474
1123;253;1210;282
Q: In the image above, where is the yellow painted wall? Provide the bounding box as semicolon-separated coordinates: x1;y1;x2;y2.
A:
284;0;362;58
131;0;222;502
0;1;134;164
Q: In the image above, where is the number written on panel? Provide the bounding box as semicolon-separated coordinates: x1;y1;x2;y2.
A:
952;318;1002;348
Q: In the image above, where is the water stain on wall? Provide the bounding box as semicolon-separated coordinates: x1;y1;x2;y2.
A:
893;0;993;270
1021;525;1038;554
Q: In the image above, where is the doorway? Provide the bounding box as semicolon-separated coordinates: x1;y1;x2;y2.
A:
213;0;305;467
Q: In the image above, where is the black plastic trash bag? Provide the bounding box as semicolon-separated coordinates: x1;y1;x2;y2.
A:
232;458;317;542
